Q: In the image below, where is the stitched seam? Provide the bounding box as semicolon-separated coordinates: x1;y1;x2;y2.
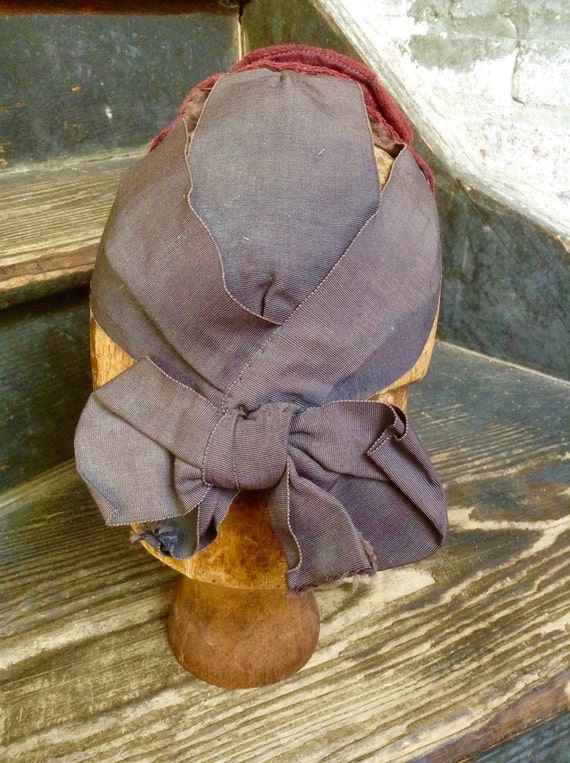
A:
222;153;407;409
222;101;390;408
289;150;402;310
183;105;281;328
222;330;284;406
231;413;240;491
284;459;303;575
315;398;389;408
91;263;212;388
201;413;227;488
288;94;385;312
222;209;383;406
143;357;219;411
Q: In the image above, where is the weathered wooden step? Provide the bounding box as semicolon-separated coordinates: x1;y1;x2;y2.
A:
1;342;568;762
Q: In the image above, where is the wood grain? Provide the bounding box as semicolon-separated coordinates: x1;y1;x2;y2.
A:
0;288;91;492
1;342;568;761
0;149;142;307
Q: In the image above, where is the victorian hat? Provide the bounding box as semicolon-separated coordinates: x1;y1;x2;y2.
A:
75;45;447;591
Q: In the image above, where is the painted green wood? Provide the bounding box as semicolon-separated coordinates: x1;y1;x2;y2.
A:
425;141;570;382
473;713;570;763
241;0;361;58
1;343;568;762
0;13;237;168
0;288;91;492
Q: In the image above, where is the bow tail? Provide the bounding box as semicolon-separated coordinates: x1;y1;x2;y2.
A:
329;475;443;570
267;459;376;592
331;411;447;570
75;394;227;558
264;406;446;588
132;464;236;559
75;396;197;525
367;413;447;538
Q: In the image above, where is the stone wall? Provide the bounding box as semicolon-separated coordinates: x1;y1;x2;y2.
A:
318;0;570;237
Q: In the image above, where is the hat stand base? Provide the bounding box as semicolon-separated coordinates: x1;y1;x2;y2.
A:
167;576;320;689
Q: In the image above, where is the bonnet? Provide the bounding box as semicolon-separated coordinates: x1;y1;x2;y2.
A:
75;45;447;592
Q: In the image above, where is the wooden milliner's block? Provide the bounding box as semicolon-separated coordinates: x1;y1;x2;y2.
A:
76;44;448;689
88;142;439;688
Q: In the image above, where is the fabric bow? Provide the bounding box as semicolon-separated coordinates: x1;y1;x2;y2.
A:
75;358;446;590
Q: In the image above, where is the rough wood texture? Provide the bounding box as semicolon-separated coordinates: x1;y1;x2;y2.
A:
0;289;91;492
1;342;568;760
168;578;320;689
0;150;141;308
139;489;289;590
0;0;235;13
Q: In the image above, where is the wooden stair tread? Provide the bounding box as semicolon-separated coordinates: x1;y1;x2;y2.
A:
1;342;568;761
0;148;143;307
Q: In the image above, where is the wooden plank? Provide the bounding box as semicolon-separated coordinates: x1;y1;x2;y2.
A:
0;0;236;13
421;673;569;762
0;149;142;307
0;15;238;171
471;712;570;763
0;288;91;492
0;342;568;761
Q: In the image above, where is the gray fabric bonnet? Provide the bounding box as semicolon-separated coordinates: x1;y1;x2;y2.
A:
74;47;447;591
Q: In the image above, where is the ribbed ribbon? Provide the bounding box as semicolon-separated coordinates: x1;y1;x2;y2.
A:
75;358;446;590
77;55;447;590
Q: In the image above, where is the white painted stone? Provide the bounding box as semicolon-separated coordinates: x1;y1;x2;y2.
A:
512;42;570;107
319;0;570;236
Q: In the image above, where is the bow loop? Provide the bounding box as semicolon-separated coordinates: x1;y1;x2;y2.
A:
75;359;447;590
203;403;297;491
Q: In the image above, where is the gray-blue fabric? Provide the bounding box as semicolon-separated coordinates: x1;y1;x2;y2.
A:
75;67;446;591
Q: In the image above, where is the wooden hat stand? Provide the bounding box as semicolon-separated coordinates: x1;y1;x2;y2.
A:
88;148;438;689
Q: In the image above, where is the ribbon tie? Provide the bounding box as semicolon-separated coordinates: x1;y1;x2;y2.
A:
203;403;295;491
75;358;446;590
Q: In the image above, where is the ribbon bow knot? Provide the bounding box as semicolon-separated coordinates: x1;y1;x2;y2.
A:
202;403;297;491
75;357;446;590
